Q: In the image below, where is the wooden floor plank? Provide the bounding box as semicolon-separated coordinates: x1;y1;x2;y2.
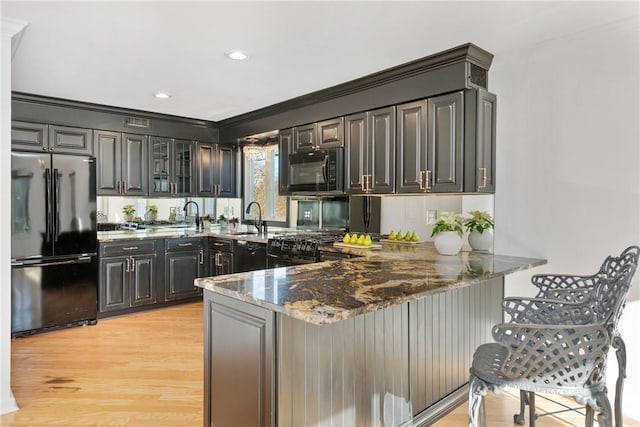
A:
1;301;639;426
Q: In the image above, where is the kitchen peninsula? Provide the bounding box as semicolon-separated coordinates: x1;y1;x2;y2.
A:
195;244;545;426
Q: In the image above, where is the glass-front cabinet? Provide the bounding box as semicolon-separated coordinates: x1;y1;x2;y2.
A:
149;137;194;197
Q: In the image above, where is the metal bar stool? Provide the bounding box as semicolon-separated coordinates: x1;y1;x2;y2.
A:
468;250;637;427
504;246;639;426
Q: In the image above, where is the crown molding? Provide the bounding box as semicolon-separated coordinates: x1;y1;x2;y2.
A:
219;43;493;129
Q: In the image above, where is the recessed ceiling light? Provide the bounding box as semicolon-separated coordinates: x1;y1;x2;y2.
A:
226;51;247;61
154;92;170;99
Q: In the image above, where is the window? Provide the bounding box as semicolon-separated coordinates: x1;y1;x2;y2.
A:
243;144;287;225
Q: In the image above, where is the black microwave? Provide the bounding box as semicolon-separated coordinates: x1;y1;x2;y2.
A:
287;148;344;194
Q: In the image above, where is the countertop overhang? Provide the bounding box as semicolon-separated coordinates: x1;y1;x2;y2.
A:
195;244;546;325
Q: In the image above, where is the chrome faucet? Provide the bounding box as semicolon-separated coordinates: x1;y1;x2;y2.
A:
183;201;200;229
245;201;262;234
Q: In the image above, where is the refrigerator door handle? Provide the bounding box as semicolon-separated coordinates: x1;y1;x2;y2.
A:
45;168;52;243
53;168;59;242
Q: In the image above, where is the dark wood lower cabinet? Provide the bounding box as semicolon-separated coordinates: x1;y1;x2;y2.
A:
99;237;206;317
164;250;205;301
99;247;158;314
204;292;275;427
203;277;504;426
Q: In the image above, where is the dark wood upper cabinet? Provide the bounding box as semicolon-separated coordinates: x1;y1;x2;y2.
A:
196;142;235;197
464;89;496;193
346;107;395;194
148;137;193;197
396;101;428;193
49;125;93;155
95;130;122;196
427;91;464;193
294;123;317;151
278;128;293;195
11;121;48;151
96;130;147;196
122;133;149;196
317;117;344;148
12;122;92;155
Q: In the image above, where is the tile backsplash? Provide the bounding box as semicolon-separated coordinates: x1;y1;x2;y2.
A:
380;194;494;249
97;197;242;223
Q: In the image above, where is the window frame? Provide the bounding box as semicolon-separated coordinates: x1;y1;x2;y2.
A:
241;143;289;228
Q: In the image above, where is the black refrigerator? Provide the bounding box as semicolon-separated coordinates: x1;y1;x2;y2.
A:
11;151;98;337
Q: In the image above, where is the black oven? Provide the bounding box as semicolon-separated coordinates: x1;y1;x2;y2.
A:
287;148;344;194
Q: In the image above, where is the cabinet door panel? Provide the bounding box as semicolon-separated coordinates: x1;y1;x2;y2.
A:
95;130;122;195
345;113;367;193
396;101;427;193
294;123;317;151
49;125;92;155
476;90;496;193
196;142;216;196
173;139;194;195
218;145;235;197
369;106;396;193
428;92;463;192
149;136;172;196
99;257;129;312
131;254;157;307
278;129;293;195
165;251;201;301
122;133;148;195
318;117;344;148
12;121;48;152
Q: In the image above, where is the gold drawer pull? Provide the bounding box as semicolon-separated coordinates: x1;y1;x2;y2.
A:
122;246;139;251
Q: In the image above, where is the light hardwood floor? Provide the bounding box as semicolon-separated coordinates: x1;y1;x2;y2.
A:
2;302;639;426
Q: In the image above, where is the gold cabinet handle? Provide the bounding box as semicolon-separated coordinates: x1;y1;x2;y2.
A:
419;171;426;190
425;170;432;191
125;257;130;273
117;180;121;194
479;167;488;190
215;253;221;267
178;243;193;247
199;249;204;265
130;256;135;272
121;246;139;251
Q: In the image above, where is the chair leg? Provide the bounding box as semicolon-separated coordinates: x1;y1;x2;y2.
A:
585;404;595;427
595;391;613;427
468;375;488;427
513;390;526;425
528;392;536;427
613;335;626;427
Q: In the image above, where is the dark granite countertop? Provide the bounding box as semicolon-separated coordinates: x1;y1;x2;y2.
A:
195;243;546;325
97;226;292;244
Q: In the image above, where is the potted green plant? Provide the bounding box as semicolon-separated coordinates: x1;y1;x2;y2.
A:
464;211;494;252
218;214;228;230
122;204;136;222
430;212;464;255
146;205;158;222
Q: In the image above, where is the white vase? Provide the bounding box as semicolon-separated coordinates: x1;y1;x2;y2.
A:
434;231;463;256
468;230;493;252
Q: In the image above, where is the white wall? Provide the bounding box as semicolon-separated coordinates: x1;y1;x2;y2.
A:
492;17;640;418
1;16;27;415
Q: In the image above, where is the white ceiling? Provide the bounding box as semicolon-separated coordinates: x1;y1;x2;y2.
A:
3;1;638;122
